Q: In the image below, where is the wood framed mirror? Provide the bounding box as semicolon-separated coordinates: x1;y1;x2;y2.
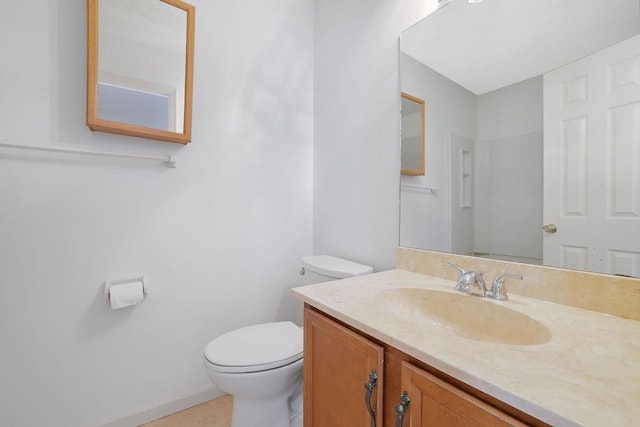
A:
86;0;195;144
401;92;425;176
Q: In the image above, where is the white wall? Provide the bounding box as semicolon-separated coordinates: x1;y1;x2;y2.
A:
397;56;541;261
0;0;313;425
313;0;438;271
474;76;543;262
399;53;477;251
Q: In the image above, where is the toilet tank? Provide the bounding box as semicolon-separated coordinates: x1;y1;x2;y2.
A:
300;255;373;285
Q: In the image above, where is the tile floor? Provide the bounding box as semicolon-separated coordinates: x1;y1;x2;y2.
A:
142;394;303;427
143;395;232;427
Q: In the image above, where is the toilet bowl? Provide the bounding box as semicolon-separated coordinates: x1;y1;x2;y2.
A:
203;256;373;427
204;322;303;427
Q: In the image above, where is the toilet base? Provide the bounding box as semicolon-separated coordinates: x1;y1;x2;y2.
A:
231;395;291;427
205;358;303;427
290;413;303;427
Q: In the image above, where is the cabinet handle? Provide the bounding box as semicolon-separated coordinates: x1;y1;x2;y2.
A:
395;391;411;427
364;370;378;427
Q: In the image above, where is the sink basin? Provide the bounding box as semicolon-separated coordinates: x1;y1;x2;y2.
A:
375;288;551;346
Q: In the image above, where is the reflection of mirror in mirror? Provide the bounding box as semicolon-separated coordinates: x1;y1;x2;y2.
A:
401;92;425;176
399;0;640;277
99;0;186;132
87;0;195;144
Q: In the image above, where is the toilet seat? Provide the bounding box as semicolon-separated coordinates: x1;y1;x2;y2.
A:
204;321;303;373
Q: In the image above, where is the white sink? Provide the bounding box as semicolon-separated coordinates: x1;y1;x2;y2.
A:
375;288;551;346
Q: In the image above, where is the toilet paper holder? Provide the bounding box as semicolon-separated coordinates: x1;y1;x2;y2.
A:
104;277;148;306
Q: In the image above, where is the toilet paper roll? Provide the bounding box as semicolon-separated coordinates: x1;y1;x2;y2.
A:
107;279;145;310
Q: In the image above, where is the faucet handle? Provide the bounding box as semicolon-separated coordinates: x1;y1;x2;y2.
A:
445;262;466;276
445;263;467;292
489;274;523;301
445;263;484;294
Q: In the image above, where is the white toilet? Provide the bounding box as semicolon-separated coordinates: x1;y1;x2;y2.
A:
203;255;373;427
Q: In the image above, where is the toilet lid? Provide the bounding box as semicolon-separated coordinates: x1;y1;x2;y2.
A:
204;322;303;373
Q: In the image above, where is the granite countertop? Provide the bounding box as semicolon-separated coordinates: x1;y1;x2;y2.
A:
292;269;640;426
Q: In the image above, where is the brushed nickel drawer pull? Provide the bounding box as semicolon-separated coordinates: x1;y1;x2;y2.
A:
364;370;378;427
396;391;411;427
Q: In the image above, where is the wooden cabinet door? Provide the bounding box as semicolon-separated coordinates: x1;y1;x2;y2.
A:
400;361;527;427
304;307;384;426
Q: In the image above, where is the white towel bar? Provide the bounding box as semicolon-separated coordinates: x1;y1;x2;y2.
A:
0;142;176;168
401;184;438;194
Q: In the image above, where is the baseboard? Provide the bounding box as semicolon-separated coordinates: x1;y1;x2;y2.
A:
99;386;224;427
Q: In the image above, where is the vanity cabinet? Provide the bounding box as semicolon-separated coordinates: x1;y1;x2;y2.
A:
304;306;547;427
304;307;384;426
400;361;527;426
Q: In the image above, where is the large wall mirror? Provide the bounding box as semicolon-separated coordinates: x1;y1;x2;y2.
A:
400;0;640;278
87;0;195;144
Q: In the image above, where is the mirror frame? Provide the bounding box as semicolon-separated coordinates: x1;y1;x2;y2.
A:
86;0;195;144
400;92;426;176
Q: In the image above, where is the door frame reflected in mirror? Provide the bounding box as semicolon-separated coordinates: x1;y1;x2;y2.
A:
86;0;195;144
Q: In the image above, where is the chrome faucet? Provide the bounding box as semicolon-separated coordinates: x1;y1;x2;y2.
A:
446;263;522;301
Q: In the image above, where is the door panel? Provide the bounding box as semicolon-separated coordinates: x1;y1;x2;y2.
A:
400;361;526;426
543;34;640;277
304;307;384;426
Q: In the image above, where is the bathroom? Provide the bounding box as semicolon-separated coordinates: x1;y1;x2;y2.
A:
1;0;639;426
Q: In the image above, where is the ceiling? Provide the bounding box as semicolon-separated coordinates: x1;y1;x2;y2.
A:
401;0;640;95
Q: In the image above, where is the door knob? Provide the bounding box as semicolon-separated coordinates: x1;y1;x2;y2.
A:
543;224;557;234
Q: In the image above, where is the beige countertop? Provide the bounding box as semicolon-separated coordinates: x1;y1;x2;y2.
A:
292;269;640;427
